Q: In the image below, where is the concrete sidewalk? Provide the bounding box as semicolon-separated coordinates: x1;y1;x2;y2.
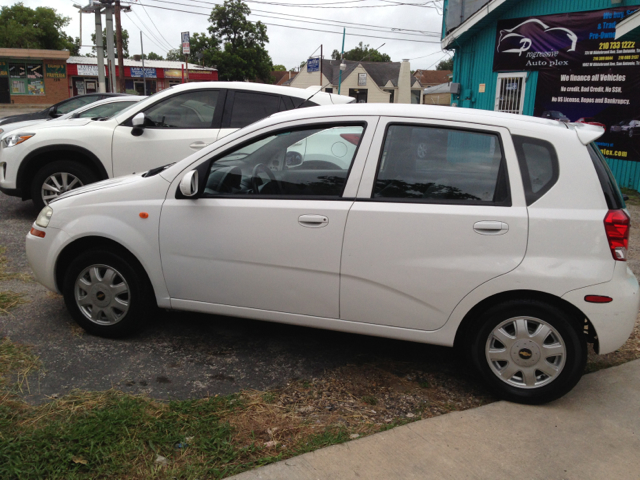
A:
229;359;640;479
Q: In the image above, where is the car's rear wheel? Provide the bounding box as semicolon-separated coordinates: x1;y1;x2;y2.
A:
63;249;153;338
469;300;587;404
31;160;98;210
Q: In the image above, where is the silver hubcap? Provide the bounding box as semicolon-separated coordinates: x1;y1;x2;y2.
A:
41;172;83;205
485;316;566;389
74;264;130;325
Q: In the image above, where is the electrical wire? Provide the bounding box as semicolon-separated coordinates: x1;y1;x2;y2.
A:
141;0;442;35
120;1;442;43
138;0;177;50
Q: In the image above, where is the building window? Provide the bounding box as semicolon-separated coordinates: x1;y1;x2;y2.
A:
384;89;395;103
411;90;421;104
9;62;44;95
358;73;367;86
495;72;527;114
325;87;333;93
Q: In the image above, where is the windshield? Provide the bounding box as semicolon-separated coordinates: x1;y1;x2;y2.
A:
75;101;139;119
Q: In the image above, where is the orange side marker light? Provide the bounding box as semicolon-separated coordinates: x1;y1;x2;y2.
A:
139;212;149;219
30;227;46;238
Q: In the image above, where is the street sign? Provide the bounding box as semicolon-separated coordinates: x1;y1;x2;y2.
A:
181;32;190;55
307;57;319;72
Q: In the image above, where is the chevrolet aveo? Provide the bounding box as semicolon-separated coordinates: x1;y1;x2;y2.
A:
26;104;639;404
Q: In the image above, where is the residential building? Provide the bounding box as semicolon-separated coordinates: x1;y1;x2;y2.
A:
289;58;423;104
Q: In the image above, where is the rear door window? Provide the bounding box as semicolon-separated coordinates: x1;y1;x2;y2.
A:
228;92;281;128
372;124;509;205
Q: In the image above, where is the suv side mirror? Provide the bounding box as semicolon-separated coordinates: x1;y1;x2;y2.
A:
131;112;145;136
179;170;199;197
48;106;57;118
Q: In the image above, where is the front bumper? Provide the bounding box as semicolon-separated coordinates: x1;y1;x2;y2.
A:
26;224;70;294
563;261;640;354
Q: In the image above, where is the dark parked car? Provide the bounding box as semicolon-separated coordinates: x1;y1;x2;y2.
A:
541;110;570;122
0;93;129;127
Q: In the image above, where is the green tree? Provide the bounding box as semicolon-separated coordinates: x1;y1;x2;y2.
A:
166;47;182;61
91;28;130;58
331;42;391;62
273;64;286;71
146;52;163;60
0;3;77;51
436;57;454;70
203;0;272;82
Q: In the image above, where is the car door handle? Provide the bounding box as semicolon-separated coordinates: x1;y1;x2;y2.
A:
189;141;210;150
473;221;509;235
298;214;329;228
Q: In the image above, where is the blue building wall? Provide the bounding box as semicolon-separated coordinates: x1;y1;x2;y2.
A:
447;0;640;189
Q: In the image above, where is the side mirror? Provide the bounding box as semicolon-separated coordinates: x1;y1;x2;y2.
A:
179;170;199;197
48;106;57;117
131;112;145;137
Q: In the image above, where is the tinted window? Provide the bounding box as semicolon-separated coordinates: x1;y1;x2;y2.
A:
229;92;280;128
57;96;98;114
373;125;509;204
203;125;364;198
76;101;138;119
588;143;626;209
512;135;559;206
145;90;218;128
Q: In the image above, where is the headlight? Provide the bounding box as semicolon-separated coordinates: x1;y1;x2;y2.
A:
35;206;53;228
2;133;35;148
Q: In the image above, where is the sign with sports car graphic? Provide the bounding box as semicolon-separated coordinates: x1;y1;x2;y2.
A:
493;7;639;71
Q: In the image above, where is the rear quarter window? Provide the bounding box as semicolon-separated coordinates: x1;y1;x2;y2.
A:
512;135;559;206
588;143;626;210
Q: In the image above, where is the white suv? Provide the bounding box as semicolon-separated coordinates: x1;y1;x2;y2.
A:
26;104;639;404
0;82;353;209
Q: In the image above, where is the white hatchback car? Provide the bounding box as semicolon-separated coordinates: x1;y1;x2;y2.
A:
26;104;639;404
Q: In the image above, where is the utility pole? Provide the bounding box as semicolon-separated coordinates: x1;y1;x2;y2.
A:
320;44;323;87
105;3;117;92
115;0;125;93
94;9;106;93
338;28;346;95
140;31;147;96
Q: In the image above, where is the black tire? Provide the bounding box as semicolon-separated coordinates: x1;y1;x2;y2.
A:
469;300;587;405
31;160;99;211
62;249;154;338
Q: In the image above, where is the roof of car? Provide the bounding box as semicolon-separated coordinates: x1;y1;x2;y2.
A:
264;103;571;131
167;81;329;100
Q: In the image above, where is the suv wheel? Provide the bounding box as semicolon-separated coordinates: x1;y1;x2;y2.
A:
469;300;587;404
63;249;153;338
31;160;98;210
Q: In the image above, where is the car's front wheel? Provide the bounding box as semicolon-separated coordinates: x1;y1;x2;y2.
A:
63;249;153;338
31;160;98;210
470;300;587;404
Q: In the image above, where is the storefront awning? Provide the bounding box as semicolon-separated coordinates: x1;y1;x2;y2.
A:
615;9;640;41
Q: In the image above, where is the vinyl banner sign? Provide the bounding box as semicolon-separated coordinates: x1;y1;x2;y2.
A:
534;68;640;161
494;7;639;71
130;67;157;78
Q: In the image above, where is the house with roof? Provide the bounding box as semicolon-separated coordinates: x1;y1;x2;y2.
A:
288;58;423;104
442;0;640;190
413;69;452;87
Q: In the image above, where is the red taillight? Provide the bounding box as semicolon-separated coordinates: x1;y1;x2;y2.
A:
340;133;362;145
585;295;613;303
604;209;629;261
29;227;45;238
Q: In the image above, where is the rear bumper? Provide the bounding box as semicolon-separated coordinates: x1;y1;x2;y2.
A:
563;262;639;354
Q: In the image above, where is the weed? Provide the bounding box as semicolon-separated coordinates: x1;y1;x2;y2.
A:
0;291;25;314
361;395;377;406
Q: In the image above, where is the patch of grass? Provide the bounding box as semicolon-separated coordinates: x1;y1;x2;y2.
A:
621;187;640;206
0;291;25;315
0;246;31;282
361;395;378;406
0;336;41;389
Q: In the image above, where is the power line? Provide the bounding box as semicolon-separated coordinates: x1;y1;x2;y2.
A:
138;0;176;50
120;1;442;43
124;11;171;53
143;0;441;35
131;9;174;52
